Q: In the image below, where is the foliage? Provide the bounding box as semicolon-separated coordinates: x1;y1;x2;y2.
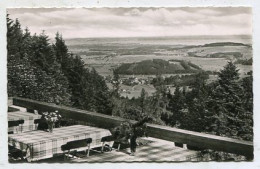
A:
7;15;112;115
152;72;209;87
234;58;253;65
115;59;201;75
111;116;152;144
181;72;211;132
131;62;253;143
205;62;253;141
166;85;186;127
113;61;253;145
42;111;62;123
202;42;250;47
8;45;71;105
111;69;121;98
112;78;170;125
53;33;112;114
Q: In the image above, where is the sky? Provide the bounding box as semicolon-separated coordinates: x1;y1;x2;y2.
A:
7;7;252;39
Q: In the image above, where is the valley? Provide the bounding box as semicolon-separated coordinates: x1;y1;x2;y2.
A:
66;35;252;98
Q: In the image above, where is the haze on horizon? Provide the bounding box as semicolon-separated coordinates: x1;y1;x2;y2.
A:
7;7;252;39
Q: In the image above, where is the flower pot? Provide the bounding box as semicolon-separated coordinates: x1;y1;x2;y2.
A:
48;122;55;133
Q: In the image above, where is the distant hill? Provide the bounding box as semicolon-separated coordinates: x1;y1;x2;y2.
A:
234;58;253;65
173;42;251;50
202;42;251;47
183;42;252;59
115;59;202;75
188;51;243;59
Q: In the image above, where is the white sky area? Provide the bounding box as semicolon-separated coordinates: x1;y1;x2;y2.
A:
7;7;252;39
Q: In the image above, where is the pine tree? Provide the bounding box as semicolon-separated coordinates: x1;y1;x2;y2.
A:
181;72;211;132
239;72;253;141
7;16;71;106
208;62;246;138
7;16;24;60
111;69;120;98
53;32;69;64
89;68;112;115
167;86;185;127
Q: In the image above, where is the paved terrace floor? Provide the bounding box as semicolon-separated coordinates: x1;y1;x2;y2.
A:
70;137;200;162
9;137;200;163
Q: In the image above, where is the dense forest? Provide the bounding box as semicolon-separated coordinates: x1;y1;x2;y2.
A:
7;15;112;115
7;16;253;160
151;72;209;87
112;67;253;141
115;59;201;75
235;58;253;65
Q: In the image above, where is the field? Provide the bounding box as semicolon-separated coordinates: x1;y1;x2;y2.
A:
186;46;252;59
107;83;156;99
67;36;252;98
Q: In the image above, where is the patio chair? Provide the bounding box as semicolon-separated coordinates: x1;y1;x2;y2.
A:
8;145;26;160
101;135;115;152
114;139;130;152
61;138;92;160
34;119;48;130
8;120;24;133
8;120;24;127
34;119;42;130
101;135;129;152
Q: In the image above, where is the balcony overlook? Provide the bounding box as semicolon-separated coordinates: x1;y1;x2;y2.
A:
8;97;253;162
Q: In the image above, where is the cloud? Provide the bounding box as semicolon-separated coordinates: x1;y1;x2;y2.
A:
7;7;252;39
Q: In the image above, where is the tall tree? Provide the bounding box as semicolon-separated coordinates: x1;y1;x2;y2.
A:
181;72;211;131
208;62;248;139
140;88;148;114
30;31;56;73
7;16;71;106
111;69;121;98
53;32;69;64
89;68;112;115
167;86;185;127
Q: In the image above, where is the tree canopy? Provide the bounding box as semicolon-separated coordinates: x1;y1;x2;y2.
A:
7;15;112;115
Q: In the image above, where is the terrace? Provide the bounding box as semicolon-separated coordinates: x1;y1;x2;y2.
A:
8;97;253;162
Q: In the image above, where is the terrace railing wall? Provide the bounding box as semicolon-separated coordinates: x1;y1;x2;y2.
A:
12;97;253;159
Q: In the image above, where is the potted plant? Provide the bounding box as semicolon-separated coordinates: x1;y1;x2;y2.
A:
112;116;153;155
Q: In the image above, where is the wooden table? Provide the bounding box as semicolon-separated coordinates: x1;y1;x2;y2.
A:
8;125;113;161
8;111;42;134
